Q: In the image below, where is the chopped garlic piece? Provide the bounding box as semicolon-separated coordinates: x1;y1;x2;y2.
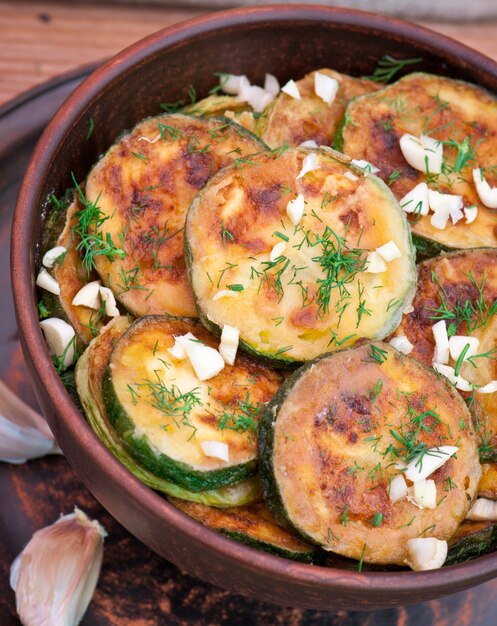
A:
299;140;318;148
404;446;458;482
72;281;102;309
99;287;119;317
213;289;239;301
42;246;66;269
430;209;450;230
219;324;240;366
350;159;380;174
264;73;280;96
412;479;437;509
406;537;448;571
478;381;497;394
399;182;430;216
296;153;320;180
364;251;387;274
184;339;225;381
389;474;408;503
473;167;497;208
221;73;248;96
200;441;229;462
36;268;60;295
399;134;443;174
286;193;305;225
433;362;473;392
237;82;273;113
432;320;449;365
39;318;76;367
376;240;401;262
314;71;339;105
428;189;464;227
448;335;479;362
270;242;287;262
467;498;497;521
389;335;413;355
168;332;196;360
281;79;301;100
464;205;478;224
10;508;106;626
403;304;414;314
344;171;358;182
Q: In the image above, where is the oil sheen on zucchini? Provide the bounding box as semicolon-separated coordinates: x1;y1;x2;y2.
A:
102;316;283;491
186;146;416;365
40;194;107;345
84;114;267;319
170;498;315;562
446;520;497;566
390;249;497;459
256;68;381;149
75;316;263;506
259;341;481;565
339;72;497;256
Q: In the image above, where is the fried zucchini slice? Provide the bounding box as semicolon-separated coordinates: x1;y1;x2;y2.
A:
76;316;263;506
446;520;497;566
478;464;497;500
186;146;416;365
390;249;497;456
259;341;481;565
102;316;283;491
170;498;314;562
85;114;267;319
339;73;497;257
257;68;381;149
40;193;108;345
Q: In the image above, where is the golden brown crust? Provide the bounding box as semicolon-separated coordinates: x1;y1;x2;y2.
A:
258;69;381;149
341;72;497;248
170;498;312;553
390;249;497;447
85;114;265;318
272;342;481;564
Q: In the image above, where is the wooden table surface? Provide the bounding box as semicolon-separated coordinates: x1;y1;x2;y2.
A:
1;1;497;106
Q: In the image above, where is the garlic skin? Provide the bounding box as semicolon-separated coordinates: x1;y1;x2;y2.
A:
0;381;61;463
10;508;106;626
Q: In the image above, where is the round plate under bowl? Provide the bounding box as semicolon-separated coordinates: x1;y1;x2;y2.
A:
11;5;497;610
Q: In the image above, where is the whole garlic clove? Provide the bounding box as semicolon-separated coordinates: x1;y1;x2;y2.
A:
10;508;106;626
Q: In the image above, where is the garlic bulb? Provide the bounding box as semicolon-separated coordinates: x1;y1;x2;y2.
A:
10;508;106;626
0;381;60;463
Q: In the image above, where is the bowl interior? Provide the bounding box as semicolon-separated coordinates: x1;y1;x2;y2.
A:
14;5;497;610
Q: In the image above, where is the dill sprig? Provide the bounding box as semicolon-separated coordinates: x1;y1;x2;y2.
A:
367;55;422;83
71;174;126;272
429;271;497;334
310;226;367;319
217;392;262;435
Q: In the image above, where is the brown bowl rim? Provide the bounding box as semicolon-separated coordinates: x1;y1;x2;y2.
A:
11;3;497;600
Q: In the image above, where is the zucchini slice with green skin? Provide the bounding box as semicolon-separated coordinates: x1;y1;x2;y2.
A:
102;316;283;491
389;248;497;457
40;194;107;345
186;146;416;366
183;95;257;134
75;316;263;506
259;341;481;565
256;68;381;149
446;520;497;566
85;114;267;319
339;72;497;256
170;498;315;562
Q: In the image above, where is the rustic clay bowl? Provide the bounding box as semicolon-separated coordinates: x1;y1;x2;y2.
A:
11;5;497;610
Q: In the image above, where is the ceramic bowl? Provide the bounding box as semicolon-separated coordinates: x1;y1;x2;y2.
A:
11;5;497;610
